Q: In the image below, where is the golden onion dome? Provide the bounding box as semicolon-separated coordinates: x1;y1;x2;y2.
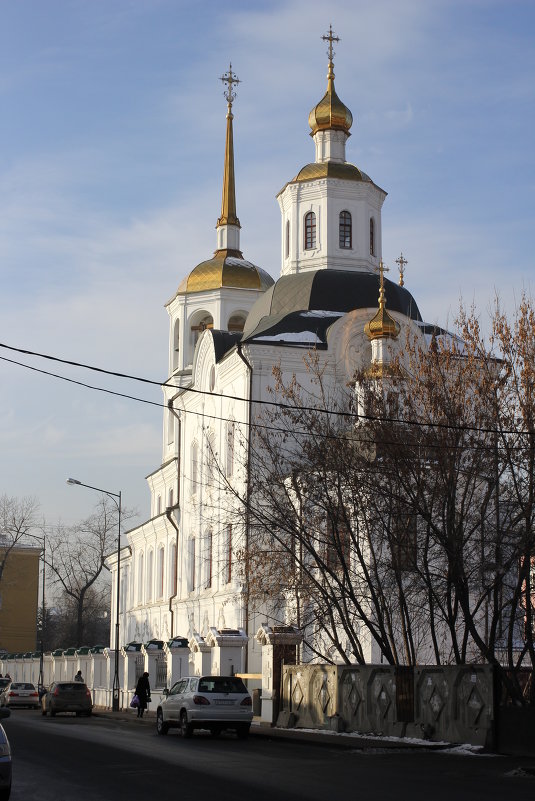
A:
292;161;371;185
364;306;400;341
176;249;274;295
308;59;353;136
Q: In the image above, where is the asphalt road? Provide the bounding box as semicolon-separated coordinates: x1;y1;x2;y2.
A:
3;709;535;801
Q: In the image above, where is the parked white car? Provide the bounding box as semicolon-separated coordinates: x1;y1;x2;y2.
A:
156;675;253;739
0;708;12;800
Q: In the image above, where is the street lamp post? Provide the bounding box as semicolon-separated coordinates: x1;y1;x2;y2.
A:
39;534;46;694
26;533;46;694
67;478;122;712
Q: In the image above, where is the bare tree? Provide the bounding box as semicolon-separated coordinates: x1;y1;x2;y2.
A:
0;494;40;584
214;296;535;705
45;497;129;647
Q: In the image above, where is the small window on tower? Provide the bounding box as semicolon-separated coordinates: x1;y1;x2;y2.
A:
285;220;290;258
369;218;375;256
172;319;180;371
304;212;316;250
227;314;246;333
339;211;352;249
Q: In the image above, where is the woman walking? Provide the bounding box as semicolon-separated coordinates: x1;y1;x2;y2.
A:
135;671;151;718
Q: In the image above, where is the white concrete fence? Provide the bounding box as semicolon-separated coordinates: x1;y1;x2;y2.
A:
0;627;255;712
0;626;511;750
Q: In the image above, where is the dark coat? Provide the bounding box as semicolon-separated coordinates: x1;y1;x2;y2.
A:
135;675;151;709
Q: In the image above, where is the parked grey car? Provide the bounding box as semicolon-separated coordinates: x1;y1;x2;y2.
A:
0;708;12;800
41;681;92;717
156;675;253;738
0;682;39;709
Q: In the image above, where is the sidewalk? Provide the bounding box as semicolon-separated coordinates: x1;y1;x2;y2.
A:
92;707;452;751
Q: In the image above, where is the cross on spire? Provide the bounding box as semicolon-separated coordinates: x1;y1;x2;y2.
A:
322;24;340;63
220;63;241;110
395;252;408;287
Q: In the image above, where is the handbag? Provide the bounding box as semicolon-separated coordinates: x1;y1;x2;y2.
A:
130;694;140;708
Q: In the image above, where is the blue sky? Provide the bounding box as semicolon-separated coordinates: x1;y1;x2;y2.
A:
0;0;534;527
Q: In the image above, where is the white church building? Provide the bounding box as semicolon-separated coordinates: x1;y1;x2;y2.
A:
107;30;431;674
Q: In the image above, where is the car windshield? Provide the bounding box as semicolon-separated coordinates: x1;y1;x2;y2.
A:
198;677;248;694
57;683;87;692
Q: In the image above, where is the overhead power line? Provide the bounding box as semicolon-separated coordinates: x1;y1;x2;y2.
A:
0;341;533;442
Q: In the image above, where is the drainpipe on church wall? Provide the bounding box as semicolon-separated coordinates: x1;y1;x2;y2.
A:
166;509;179;639
236;341;253;673
165;398;182;638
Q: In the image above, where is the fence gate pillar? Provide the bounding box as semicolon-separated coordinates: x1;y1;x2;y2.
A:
188;633;211;676
255;625;303;725
205;628;248;676
165;637;190;688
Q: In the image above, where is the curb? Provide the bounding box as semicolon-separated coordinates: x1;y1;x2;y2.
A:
92;708;449;750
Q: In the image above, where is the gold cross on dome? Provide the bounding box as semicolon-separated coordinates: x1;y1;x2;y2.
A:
220;63;241;108
378;260;389;307
395;252;408;287
322;25;340;63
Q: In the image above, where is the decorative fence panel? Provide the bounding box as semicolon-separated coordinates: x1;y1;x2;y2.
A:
155;653;168;689
281;663;496;748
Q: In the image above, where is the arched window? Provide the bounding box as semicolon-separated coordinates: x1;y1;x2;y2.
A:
224;524;233;584
169;542;177;595
188;537;196;592
120;565;128;613
226;420;235;477
205;431;216;483
227;313;246;333
167;410;174;445
304;211;316;250
172;318;180;371
147;550;154;601
339;211;352;249
285;219;290;258
369;218;375;256
204;530;213;589
157;547;165;598
137;553;144;605
190;313;214;358
191;442;199;494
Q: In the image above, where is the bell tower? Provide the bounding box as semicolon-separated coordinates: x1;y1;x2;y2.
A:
277;26;387;277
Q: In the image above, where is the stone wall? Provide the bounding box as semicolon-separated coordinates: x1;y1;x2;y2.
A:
280;663;496;748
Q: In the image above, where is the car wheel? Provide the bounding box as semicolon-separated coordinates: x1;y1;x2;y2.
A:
156;709;169;735
180;710;193;739
236;724;250;740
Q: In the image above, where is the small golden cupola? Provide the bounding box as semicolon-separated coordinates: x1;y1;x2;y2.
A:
365;261;401;344
308;25;353;137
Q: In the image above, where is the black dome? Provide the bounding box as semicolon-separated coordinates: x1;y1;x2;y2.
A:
242;269;422;341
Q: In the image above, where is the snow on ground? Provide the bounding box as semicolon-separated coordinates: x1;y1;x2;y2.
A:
273;726;493;755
